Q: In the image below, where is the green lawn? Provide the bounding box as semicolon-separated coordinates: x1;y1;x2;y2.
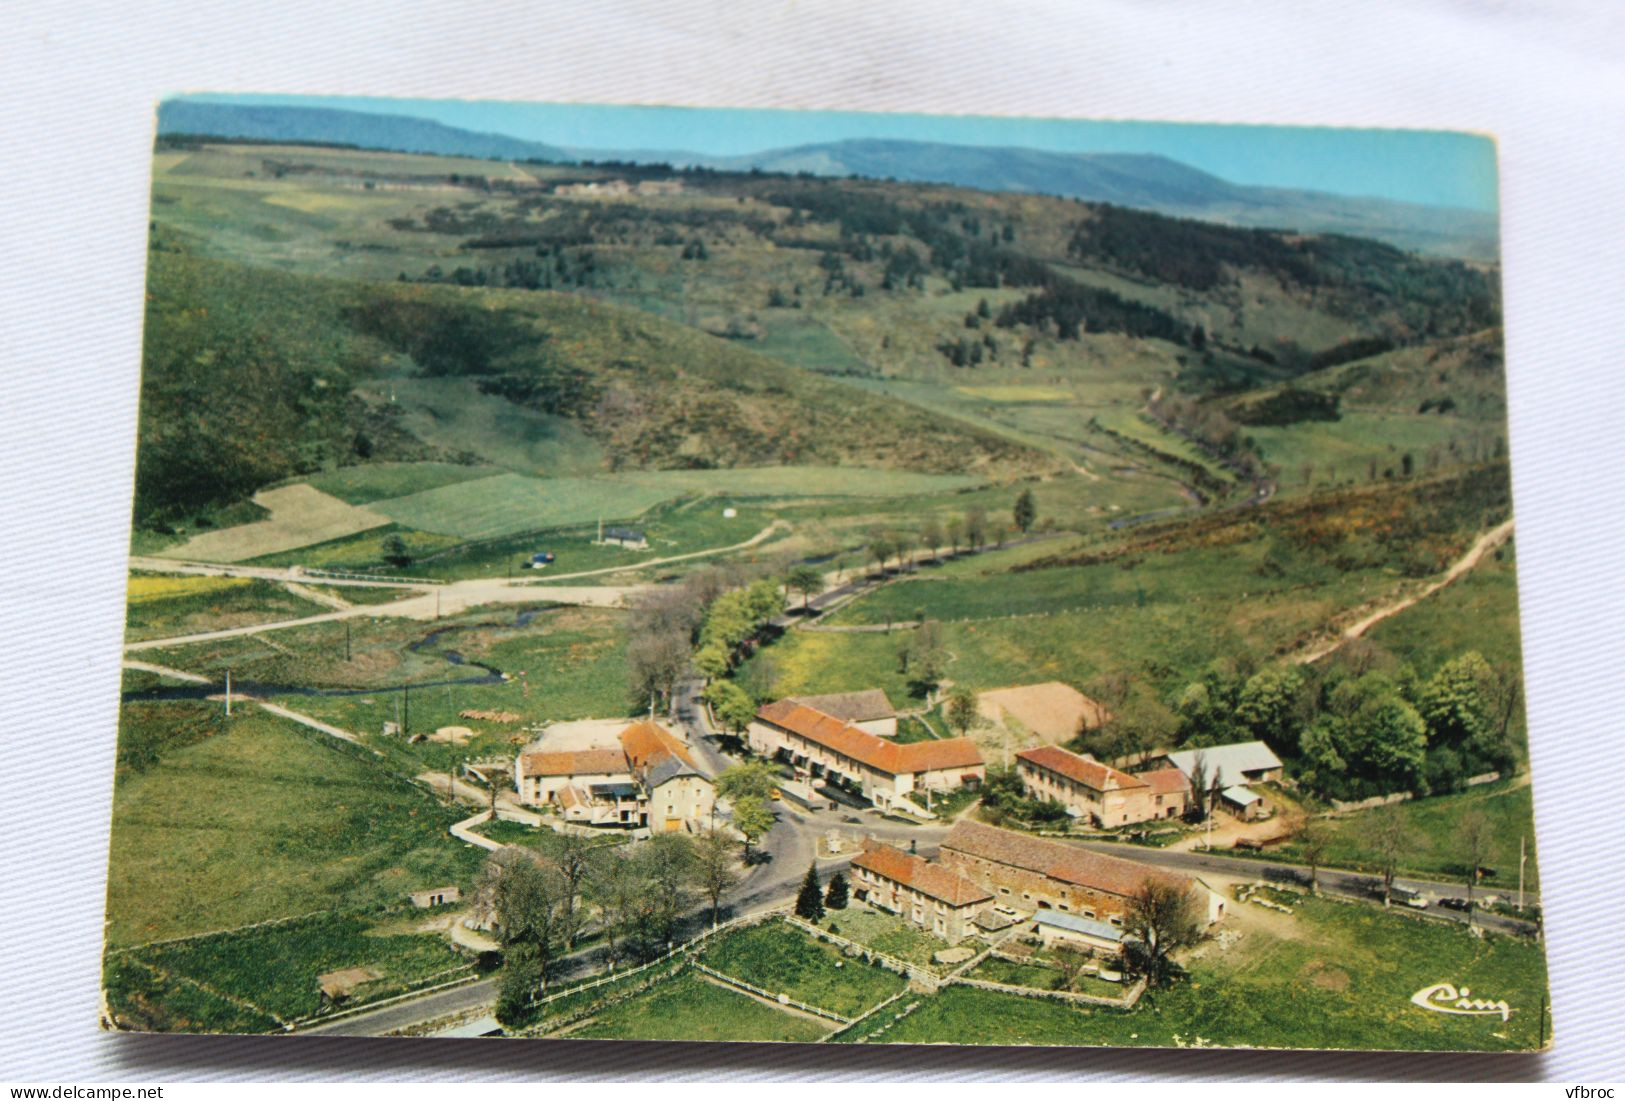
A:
564;970;831;1043
811;907;948;971
306;461;502;504
701;919;905;1018
120;911;470;1026
862;897;1549;1051
102;956;282;1034
105;707;483;946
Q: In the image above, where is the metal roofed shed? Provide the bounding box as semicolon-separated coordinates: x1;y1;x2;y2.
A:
1161;741;1284;789
1034;910;1132;954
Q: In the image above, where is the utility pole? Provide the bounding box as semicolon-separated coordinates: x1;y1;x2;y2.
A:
344;621;351;663
403;684;410;738
224;670;232;717
435;589;441;620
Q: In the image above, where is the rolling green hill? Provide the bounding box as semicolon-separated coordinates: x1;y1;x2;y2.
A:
133;246;1049;530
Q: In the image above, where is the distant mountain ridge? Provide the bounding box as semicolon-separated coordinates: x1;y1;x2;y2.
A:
158;101;571;163
158;102;1498;260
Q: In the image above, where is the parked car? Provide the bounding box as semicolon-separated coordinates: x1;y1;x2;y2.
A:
1264;865;1311;887
1391;886;1429;910
1438;896;1470;912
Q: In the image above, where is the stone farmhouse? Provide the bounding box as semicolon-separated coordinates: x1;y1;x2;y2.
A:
1015;745;1190;826
786;689;897;736
938;819;1226;926
849;839;991;945
750;699;984;813
513;721;715;831
1153;741;1284;821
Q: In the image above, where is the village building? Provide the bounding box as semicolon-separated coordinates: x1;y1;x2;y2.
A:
849;839;992;945
938;819;1226;925
1153;741;1283;821
1137;767;1191;820
750;699;984;812
597;525;648;550
619;719;716;832
1033;910;1131;956
786;689;897;736
513;721;715;831
1016;744;1176;826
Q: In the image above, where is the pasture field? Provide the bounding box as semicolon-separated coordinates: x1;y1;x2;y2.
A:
105;707;482;946
125;576;327;642
155;484;390;563
858;897;1547;1051
1266;781;1539;889
763;560;1383;704
1092;409;1235;486
241;524;463;572
110;911;470;1028
367;472;676;540
562;970;830;1043
1249;411;1485;493
701;919;906;1018
750;317;871;374
306;462;500;504
102;955;281;1034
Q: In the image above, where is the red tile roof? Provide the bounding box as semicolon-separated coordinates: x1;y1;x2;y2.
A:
517;748;629;778
942;819;1186;899
618;720;697;771
1138;768;1191;797
757;700;983;776
853;841;992;907
1016;745;1146;792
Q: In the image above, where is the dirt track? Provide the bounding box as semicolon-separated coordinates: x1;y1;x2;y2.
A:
1286;518;1515;666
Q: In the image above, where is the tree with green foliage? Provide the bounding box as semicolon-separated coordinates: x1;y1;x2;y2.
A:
944;516;965;554
1418;651;1494;750
693;828;740;927
479;848;571;999
786;564;823;611
1123;879;1203;987
630;833;698;955
964;507;988;550
717;759;778;802
731;795;775;860
946;687;978;737
919;518;944;561
1236;667;1307;753
1370;808;1413;907
825;871;849;910
382;533;413;568
494;942;544;1027
906;619;949;699
1013;488;1037;534
795;862;825;921
704;678;758;738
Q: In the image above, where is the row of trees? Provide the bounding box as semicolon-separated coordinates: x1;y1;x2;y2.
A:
1079;644;1520;801
487;829;742;1026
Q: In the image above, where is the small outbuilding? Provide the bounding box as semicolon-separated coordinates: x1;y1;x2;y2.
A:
599;527;648;550
1034;910;1130;956
409;885;462;908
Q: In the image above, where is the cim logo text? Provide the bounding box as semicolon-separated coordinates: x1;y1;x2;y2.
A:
1409;982;1513;1021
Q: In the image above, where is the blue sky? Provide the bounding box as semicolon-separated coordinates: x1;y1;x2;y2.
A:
181;93;1499;212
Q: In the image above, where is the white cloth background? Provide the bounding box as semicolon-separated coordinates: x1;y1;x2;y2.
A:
1;0;1621;1082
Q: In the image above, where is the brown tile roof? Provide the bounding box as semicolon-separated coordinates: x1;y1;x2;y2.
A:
619;720;697;771
518;748;628;778
853;841;992;907
1138;768;1191;796
941;819;1186;899
1016;745;1146;792
787;689;896;723
757;700;983;775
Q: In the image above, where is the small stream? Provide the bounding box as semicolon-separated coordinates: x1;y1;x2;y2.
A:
122;608;541;704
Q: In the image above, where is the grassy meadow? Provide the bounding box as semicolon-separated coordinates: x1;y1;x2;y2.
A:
856;897;1548;1051
560;970;831;1043
105;707;482;946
